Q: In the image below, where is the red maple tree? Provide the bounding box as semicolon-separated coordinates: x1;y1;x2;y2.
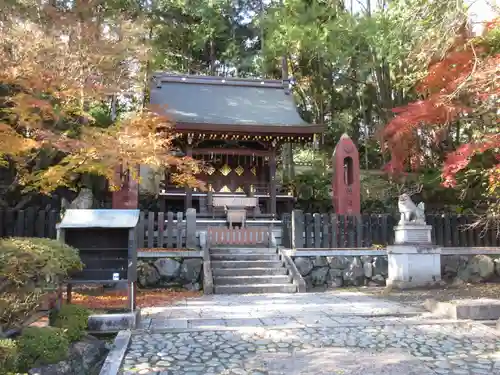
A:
381;18;499;214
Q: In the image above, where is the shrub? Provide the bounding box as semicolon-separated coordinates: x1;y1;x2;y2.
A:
51;304;91;342
0;338;18;373
17;327;69;372
0;237;83;332
0;237;83;288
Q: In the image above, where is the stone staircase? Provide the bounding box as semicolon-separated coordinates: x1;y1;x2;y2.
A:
210;247;297;294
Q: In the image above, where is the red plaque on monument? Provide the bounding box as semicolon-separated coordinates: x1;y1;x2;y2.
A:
332;134;360;215
112;165;139;209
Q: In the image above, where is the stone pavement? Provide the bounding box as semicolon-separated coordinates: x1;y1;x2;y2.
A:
120;292;500;375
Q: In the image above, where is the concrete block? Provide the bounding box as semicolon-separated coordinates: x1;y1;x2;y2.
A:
88;310;140;332
424;298;500;320
394;224;432;244
387;245;441;288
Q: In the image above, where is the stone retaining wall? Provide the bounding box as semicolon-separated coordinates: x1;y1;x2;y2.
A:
441;254;500;284
293;256;388;290
294;254;500;291
137;257;203;291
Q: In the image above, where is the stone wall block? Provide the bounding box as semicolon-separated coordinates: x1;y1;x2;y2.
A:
294;257;314;276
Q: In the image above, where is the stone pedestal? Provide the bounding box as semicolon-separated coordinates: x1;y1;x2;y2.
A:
387;244;441;288
394;224;432;244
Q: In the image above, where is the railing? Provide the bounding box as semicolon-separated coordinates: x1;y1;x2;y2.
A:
207;226;270;246
160;183;292;196
283;210;500;249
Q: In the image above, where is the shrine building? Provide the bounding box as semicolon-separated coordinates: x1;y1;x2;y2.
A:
148;74;322;218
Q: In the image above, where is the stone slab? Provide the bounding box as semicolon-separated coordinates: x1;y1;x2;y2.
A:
137;251;202;258
394;224;432;244
88;311;140;332
424;298;500;320
99;330;131;375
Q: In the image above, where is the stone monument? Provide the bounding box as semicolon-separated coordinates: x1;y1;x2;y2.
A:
331;134;360;215
112;165;139;209
386;195;441;288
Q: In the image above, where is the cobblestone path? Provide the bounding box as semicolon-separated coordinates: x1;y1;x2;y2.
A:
120;292;500;375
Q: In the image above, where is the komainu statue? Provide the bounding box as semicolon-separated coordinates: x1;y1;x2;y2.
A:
398;193;425;225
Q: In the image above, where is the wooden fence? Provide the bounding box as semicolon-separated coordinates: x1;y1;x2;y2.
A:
136;209;196;249
0;208;197;250
282;210;500;249
0;208;59;238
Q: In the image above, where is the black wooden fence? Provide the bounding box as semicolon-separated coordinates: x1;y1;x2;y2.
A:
0;208;59;238
282;210;500;249
0;208;197;250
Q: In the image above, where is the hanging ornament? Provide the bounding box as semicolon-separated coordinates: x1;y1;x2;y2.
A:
250;166;257;176
219;154;231;176
206;165;215;175
235;154;244;176
219;164;231;176
235;165;244;176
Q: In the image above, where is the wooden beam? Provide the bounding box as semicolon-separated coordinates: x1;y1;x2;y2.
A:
192;148;271;157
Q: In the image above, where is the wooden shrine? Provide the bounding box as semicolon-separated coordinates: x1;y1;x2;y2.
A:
115;74;322;218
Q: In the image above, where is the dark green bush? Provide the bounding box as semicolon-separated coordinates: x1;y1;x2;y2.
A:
0;237;83;288
51;304;91;342
0;237;83;332
17;327;69;372
0;338;18;373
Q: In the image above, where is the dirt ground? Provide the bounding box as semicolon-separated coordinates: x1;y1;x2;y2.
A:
354;283;500;308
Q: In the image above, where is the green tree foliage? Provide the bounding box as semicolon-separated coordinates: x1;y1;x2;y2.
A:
17;327;69;372
149;0;263;76
0;238;83;333
50;304;92;342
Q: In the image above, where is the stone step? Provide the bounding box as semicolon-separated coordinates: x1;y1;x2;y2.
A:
214;284;297;294
209;245;272;250
214;275;292;285
211;260;283;269
211;253;279;261
210;248;277;255
212;267;288;276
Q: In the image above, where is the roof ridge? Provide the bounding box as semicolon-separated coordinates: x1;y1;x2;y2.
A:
152;73;289;89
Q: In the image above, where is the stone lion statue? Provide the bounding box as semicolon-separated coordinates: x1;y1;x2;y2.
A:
398;193;425;225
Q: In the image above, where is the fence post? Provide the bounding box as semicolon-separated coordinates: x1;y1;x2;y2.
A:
176;212;183;248
185;208;197;249
291;209;304;249
313;213;321;248
281;213;291;248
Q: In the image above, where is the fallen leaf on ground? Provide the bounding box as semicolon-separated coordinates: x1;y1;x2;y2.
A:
67;289;201;309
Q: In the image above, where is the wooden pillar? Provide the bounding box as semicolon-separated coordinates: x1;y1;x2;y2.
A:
270;148;277;217
185;143;193;210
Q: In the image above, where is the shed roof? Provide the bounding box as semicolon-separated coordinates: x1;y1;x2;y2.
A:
58;209;140;229
150;74;322;134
